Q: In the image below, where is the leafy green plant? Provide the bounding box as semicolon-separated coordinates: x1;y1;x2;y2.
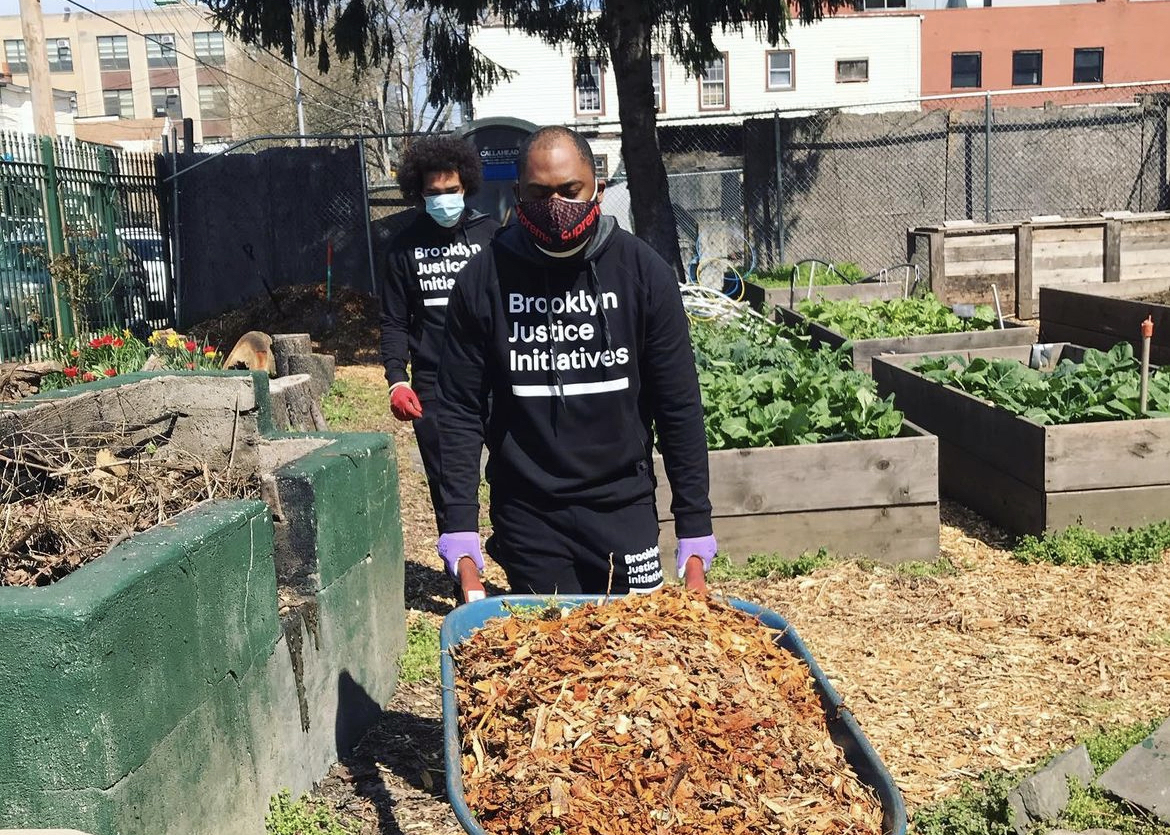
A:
706;549;835;582
913;342;1170;425
797;293;998;340
399;617;440;683
692;317;904;448
265;789;352;835
1015;521;1170;566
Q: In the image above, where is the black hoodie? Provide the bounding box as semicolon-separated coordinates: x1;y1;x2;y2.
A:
435;215;713;539
379;209;500;395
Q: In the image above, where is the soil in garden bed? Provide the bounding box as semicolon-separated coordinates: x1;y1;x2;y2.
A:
189;283;380;365
0;429;258;588
455;589;884;835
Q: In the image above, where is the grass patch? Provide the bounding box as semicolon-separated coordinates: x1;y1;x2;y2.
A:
266;789;352;835
911;718;1168;835
399;616;440;683
707;549;835;582
321;377;388;432
1014;521;1170;566
1147;629;1170;647
892;556;959;578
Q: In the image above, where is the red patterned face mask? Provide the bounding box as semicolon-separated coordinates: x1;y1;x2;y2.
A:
516;184;602;254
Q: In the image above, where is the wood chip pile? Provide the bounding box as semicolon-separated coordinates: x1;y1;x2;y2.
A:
454;590;885;835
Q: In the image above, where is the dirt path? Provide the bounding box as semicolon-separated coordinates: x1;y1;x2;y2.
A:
316;364;1170;832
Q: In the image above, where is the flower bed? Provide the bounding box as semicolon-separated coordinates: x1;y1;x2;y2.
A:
873;343;1170;535
0;371;405;835
655;317;939;563
777;294;1035;374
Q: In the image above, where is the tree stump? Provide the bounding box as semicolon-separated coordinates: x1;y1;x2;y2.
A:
267;373;318;432
287;354;336;399
272;333;313;377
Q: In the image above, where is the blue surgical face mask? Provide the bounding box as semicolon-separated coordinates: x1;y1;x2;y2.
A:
424;193;464;228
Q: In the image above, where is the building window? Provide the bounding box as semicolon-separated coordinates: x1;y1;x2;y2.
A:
1012;50;1043;86
951;52;982;88
147;33;178;68
836;58;869;83
699;54;728;110
102;89;134;118
97;35;130;71
4;40;27;74
193;31;226;66
767;50;794;91
594;154;608;178
48;38;72;72
198;84;230;119
574;58;603;115
1073;47;1104;84
650;55;664;112
151;86;182;118
861;0;907;8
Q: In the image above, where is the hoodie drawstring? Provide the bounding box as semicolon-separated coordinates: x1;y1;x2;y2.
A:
543;272;567;405
586;262;613;353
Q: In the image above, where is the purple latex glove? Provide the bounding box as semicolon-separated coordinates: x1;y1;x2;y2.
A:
437;532;484;578
675;535;718;579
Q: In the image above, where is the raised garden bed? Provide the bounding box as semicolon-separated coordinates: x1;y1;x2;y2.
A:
0;371;405;835
777;295;1035;374
1039;284;1170;365
655;318;939;563
872;343;1170;536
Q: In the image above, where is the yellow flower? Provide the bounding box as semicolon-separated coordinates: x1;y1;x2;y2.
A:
166;334;180;349
123;328;132;339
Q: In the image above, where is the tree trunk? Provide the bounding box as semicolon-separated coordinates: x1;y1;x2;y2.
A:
604;2;684;279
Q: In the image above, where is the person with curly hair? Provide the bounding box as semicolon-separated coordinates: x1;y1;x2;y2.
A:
380;135;499;536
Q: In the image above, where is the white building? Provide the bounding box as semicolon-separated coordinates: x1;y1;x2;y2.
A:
0;78;75;137
469;14;923;135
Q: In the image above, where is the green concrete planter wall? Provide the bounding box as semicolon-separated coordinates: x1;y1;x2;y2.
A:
0;373;405;835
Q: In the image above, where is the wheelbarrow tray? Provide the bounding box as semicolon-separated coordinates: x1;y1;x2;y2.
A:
440;594;907;835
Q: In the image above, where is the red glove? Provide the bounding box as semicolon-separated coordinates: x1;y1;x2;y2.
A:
389;384;423;421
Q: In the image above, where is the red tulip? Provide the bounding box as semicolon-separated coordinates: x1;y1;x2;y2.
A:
184;340;197;352
104;368;117;377
63;366;79;378
82;371;96;382
88;338;102;349
101;334;114;346
112;338;124;348
185;362;195;370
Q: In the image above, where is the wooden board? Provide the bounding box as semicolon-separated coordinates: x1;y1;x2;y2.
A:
936;438;1045;536
653;429;938;518
1044;418;1170;492
780;306;1036;375
1046;484;1170;532
658;504;940;565
872;352;1048;490
1039;287;1170;364
1047;276;1170;300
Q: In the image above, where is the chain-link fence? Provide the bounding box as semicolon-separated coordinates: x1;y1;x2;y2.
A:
595;80;1170;280
0;132;165;362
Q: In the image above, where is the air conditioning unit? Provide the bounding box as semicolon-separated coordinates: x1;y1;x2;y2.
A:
56;39;69;48
161;34;175;44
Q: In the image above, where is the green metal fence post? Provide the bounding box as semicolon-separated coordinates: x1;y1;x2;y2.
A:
39;135;73;339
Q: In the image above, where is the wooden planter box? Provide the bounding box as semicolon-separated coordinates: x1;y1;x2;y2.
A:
1039;283;1170;365
872;344;1170;536
776;305;1036;374
762;280;905;311
655;424;939;564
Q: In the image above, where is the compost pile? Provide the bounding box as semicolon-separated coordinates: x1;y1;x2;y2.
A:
454;590;884;835
189;283;379;365
0;429;259;587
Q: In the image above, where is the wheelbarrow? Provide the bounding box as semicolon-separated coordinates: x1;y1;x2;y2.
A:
439;594;908;835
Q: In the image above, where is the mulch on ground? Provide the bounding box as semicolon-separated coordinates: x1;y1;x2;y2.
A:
313;364;1170;834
